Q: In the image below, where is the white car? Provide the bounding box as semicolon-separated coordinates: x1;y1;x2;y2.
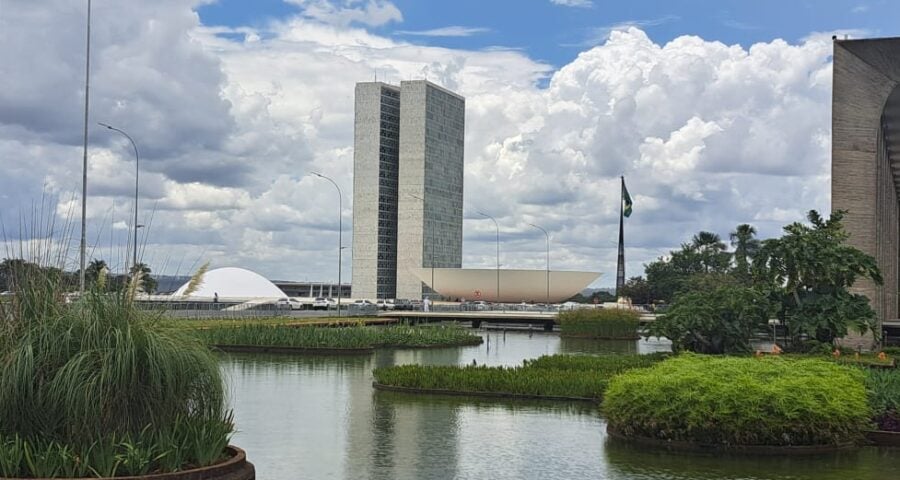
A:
353;299;375;307
376;299;395;310
312;297;330;310
275;298;302;310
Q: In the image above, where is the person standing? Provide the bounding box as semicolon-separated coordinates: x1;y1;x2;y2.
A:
423;297;431;312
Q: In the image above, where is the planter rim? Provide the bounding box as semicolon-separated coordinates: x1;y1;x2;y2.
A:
372;381;599;403
865;429;900;447
606;426;857;455
0;445;250;480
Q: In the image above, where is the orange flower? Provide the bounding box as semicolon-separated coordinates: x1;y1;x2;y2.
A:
832;349;841;358
878;352;888;361
771;344;782;355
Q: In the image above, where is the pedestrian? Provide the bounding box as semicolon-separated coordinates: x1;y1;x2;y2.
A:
214;292;219;304
423;296;431;312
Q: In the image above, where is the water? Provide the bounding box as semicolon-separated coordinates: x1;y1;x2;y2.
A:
220;330;899;480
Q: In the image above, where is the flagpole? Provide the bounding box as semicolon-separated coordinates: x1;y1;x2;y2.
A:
616;176;626;299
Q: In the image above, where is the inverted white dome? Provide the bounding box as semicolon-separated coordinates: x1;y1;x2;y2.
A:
173;267;286;299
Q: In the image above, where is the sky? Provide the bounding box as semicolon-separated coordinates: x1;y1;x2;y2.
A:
1;0;898;288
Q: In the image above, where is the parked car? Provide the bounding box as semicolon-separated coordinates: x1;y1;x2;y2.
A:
353;299;375;306
465;300;489;311
376;299;396;310
275;298;294;310
312;297;330;310
392;299;412;311
287;298;304;310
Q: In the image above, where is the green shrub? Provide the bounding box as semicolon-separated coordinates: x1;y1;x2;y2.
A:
647;285;774;354
374;353;665;400
0;269;232;476
865;368;900;417
200;324;481;349
603;354;871;446
558;308;640;339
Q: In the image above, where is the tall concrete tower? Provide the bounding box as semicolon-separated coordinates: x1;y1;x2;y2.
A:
395;81;465;300
351;82;401;300
351;80;465;300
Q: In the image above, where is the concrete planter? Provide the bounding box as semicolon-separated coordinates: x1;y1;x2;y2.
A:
866;430;900;447
606;426;856;455
0;446;255;480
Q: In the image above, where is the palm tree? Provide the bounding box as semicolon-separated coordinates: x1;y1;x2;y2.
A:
690;231;727;273
730;224;760;280
85;259;108;288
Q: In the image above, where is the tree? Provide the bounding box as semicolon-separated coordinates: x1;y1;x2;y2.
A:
752;210;882;344
85;259;108;289
690;231;730;273
647;284;774;354
730;224;760;281
619;276;652;304
130;263;158;294
644;234;732;303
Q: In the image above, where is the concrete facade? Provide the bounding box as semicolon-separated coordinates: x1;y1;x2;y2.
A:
352;82;401;299
352;80;465;300
832;37;900;346
396;81;466;300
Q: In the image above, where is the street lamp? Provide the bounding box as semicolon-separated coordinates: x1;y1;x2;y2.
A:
98;123;140;273
311;172;343;317
79;0;93;294
476;211;500;302
528;223;550;304
408;194;436;300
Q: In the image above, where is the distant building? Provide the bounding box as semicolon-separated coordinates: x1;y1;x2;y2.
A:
352;80;465;300
832;36;900;344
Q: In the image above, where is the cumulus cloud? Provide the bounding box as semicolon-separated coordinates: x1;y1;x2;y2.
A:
0;2;837;289
395;26;490;37
551;0;593;8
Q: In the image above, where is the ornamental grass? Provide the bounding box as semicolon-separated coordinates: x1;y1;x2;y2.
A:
0;266;232;477
199;324;482;350
373;353;665;400
557;308;640;339
603;354;872;446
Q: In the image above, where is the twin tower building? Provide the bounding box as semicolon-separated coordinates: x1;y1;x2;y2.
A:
351;80;465;300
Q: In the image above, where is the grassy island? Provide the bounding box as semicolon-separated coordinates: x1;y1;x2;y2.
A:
558;309;640;339
373;353;666;401
603;354;872;447
200;324;483;352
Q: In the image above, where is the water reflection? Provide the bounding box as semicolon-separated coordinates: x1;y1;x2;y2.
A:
222;331;895;480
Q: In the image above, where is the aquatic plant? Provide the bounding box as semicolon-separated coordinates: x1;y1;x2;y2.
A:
557;308;640;339
0;263;233;477
603;354;871;446
373;354;665;400
865;368;900;431
200;324;482;350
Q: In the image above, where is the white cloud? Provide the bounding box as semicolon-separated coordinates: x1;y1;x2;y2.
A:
551;0;593;8
395;26;490;37
0;3;838;289
287;0;402;27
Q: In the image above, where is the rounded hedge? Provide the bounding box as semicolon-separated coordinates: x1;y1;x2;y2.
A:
603;354;872;447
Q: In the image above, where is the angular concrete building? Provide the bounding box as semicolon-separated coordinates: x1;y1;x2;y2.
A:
832;36;900;341
395;81;465;300
352;82;401;300
352;80;465;300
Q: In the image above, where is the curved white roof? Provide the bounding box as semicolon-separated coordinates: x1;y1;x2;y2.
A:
409;268;600;303
173;267;287;299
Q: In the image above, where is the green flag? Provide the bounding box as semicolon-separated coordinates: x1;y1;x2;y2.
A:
622;179;633;218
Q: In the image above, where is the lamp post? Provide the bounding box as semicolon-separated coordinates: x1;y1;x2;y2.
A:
476;211;500;303
528;223;550;304
312;172;343;317
408;194;435;300
98;123;140;273
79;0;93;294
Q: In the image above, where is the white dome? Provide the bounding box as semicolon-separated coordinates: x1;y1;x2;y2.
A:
173;267;286;299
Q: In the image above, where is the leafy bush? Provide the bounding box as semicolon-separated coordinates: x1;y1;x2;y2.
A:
647;285;774;354
558;308;640;339
865;368;900;431
200;324;482;349
374;353;665;400
603;354;872;446
0;268;232;477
